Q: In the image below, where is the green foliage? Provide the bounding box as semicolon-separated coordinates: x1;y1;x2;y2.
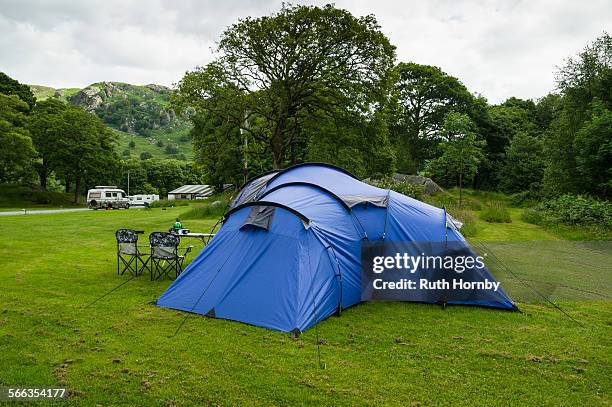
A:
376;177;425;200
180;195;232;219
140;151;153;160
28;98;70;188
543;33;612;196
388;62;477;172
477;100;541;189
499;132;545;193
164;143;178;154
0;71;36;110
118;158;205;197
174;3;395;169
156;139;164;147
189;112;248;188
0;93;36;183
509;190;542;207
128;140;135;148
479;202;512;223
305;108;395;179
148;199;190;208
447;208;479;237
520;208;544;225
535;194;612;228
0;184;80;208
141;183;158;195
56;105;120;201
573;101;612;196
424;113;485;190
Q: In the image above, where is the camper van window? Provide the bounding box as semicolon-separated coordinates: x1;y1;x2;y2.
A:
89;192;101;199
137;197;142;200
121;192;126;198
106;192;112;198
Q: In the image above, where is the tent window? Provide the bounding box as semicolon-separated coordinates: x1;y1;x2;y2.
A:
240;205;275;231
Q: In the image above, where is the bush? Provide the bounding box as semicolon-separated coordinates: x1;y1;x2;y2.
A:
448;208;479;237
140;151;153;160
521;208;544;225
479;202;512;223
509;189;542;207
156;139;164;147
149;199;190;208
181;201;228;220
128;140;136;148
377;178;425;201
536;194;612;228
165;144;179;155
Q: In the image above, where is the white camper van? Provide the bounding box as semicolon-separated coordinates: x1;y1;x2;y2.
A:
128;194;160;208
87;186;130;209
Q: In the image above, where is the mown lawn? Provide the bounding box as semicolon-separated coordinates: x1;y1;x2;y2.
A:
0;208;610;406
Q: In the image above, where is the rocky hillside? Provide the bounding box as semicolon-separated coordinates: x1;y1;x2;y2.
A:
29;82;193;160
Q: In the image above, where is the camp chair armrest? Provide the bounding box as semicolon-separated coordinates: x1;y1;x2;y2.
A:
180;245;194;256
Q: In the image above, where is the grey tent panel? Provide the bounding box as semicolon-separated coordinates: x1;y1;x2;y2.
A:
340;194;389;209
231;172;279;208
241;205;276;231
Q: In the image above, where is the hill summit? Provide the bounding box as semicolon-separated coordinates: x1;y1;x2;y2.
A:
29;82;193;160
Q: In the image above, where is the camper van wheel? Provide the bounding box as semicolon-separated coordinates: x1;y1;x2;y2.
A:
89;200;97;209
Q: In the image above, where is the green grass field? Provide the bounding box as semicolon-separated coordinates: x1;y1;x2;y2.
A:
0;206;610;405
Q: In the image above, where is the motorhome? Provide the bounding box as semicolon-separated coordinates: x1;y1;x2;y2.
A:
128;194;160;208
87;186;130;209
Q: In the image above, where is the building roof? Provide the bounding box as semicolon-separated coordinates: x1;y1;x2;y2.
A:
168;185;213;195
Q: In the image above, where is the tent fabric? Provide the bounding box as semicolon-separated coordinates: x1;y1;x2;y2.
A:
157;163;516;333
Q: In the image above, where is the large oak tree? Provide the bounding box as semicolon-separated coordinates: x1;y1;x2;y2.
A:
174;4;396;169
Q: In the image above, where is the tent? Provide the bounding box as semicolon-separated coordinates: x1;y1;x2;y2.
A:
157;163;515;333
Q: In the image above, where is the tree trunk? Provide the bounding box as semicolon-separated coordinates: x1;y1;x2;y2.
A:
37;167;48;190
74;176;81;204
65;178;71;193
271;121;285;169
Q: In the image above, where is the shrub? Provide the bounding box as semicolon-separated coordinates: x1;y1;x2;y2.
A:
149;199;190;208
377;178;425;201
479;202;512;223
509;189;542;208
448;208;479;237
181;201;228;219
165;144;179;155
128;140;136;148
536;194;612;228
521;208;544;225
140;151;153;160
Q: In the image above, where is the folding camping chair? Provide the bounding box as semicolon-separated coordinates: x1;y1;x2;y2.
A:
115;229;149;276
148;232;193;280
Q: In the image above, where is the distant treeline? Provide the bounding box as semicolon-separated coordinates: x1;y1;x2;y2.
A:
0;75;206;200
173;4;610;199
1;4;610;202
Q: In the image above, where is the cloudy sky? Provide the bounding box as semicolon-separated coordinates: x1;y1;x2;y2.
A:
0;0;609;103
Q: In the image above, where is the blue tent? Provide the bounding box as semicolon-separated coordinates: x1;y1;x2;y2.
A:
157;163;515;333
